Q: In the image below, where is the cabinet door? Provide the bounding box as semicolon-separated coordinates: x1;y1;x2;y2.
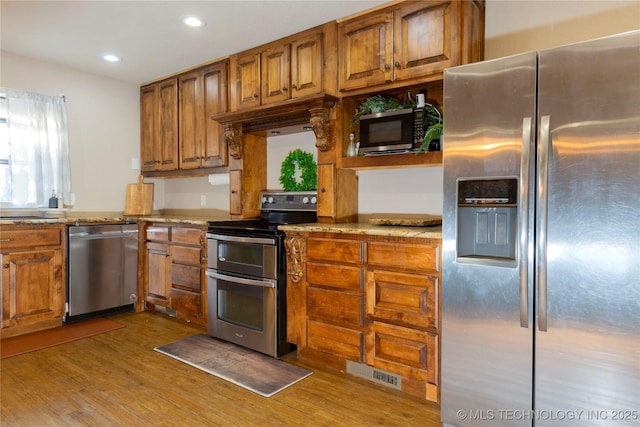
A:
393;0;458;82
201;62;228;168
229;170;242;216
365;321;438;387
178;71;202;169
1;249;63;330
140;85;158;172
366;270;438;330
291;32;323;98
338;12;393;91
157;78;179;171
232;51;261;110
146;242;170;304
261;43;290;105
317;163;334;218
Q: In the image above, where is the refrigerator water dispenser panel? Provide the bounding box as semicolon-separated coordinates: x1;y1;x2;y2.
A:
456;178;518;263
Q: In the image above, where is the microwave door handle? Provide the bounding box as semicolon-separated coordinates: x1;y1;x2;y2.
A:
206;270;276;289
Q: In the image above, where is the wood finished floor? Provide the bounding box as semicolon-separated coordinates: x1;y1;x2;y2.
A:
1;312;442;426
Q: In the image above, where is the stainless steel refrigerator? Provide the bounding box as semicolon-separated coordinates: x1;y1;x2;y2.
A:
441;31;639;427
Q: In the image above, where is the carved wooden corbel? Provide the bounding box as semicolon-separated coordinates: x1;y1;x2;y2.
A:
224;123;243;159
284;235;305;284
309;107;331;151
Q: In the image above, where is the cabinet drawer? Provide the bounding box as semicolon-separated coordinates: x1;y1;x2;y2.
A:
146;226;169;242
307;237;361;264
365;321;438;385
171;263;201;292
308;319;363;361
366;270;438;330
308;287;363;328
171;245;201;266
307;261;361;290
367;241;439;272
0;227;61;250
171;227;202;245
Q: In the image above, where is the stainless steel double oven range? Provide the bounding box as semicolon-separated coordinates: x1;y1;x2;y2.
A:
206;191;317;358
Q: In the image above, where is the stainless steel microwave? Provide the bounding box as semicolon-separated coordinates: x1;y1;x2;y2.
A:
358;107;424;154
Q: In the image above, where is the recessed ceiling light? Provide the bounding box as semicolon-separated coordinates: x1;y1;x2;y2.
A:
103;54;121;63
183;16;205;27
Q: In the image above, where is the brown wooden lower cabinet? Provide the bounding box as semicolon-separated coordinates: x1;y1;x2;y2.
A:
0;224;65;338
284;230;441;403
143;223;206;326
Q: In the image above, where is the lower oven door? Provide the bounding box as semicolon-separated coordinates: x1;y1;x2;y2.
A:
206;269;277;357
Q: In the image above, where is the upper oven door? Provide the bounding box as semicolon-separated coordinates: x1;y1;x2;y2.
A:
207;233;277;279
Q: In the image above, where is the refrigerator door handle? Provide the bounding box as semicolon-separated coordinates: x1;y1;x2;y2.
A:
537;115;551;332
519;117;532;328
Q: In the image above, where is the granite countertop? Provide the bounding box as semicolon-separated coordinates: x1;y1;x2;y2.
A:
1;212;443;239
0;211;232;226
278;222;442;239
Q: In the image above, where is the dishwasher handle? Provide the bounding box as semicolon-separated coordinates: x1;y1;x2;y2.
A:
69;229;138;239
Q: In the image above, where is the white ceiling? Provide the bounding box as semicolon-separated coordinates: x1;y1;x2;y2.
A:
4;1;634;86
1;0;387;85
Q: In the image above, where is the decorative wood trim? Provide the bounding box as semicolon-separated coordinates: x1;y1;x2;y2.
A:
224;123;243;160
284;235;305;284
211;93;338;150
309;107;331;151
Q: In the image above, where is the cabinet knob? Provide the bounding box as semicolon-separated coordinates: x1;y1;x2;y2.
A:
291;84;297;89
384;64;391;70
3;264;9;268
282;87;288;92
231;190;237;194
321;188;326;193
395;61;401;68
253;93;259;99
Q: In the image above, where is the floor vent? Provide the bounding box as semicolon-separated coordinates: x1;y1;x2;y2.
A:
346;360;402;391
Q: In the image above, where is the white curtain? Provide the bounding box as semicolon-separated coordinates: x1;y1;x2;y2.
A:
2;88;71;207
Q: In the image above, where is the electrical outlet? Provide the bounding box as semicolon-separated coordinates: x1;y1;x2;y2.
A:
200;194;206;207
131;158;140;170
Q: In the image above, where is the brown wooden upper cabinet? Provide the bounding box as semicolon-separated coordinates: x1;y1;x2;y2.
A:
178;61;229;169
230;24;336;111
141;60;229;176
140;78;179;172
338;0;484;92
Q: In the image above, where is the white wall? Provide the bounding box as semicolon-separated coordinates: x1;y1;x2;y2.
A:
1;51;141;213
2;1;636;215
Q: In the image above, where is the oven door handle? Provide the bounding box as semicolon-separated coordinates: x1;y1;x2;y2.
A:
206;233;275;246
206;270;276;289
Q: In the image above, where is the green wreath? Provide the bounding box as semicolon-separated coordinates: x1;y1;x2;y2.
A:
279;149;317;191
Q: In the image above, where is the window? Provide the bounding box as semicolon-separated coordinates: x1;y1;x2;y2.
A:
0;88;71;208
0;95;9;202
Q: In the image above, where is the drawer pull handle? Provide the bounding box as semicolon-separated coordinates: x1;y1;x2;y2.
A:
1;238;15;243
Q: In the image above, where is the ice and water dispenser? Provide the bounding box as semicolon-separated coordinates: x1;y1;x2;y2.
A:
456;178;518;263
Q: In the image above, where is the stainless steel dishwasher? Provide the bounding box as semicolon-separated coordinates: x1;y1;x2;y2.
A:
66;223;139;323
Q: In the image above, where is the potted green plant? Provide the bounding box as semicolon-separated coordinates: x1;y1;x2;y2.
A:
350;95;407;130
419;104;443;152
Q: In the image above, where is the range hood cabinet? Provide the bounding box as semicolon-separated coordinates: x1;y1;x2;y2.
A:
211;93;338;159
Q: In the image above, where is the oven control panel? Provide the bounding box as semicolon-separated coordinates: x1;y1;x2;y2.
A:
260;191;318;211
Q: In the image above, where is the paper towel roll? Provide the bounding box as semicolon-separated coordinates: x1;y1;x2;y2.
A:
208;173;230;186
